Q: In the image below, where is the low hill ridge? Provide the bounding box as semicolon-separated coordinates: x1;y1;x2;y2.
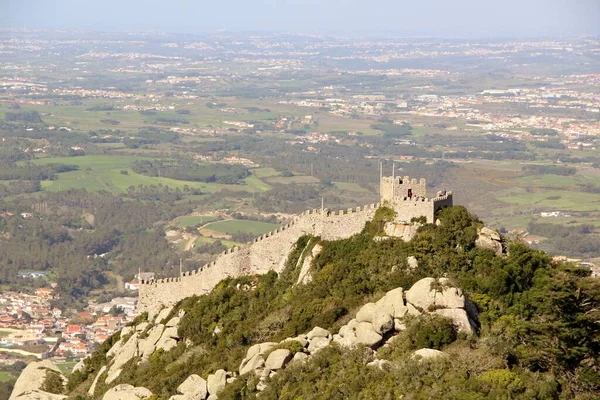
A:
12;206;600;399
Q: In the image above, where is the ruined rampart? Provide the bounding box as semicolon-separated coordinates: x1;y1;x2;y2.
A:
139;204;381;312
389;191;453;223
139;175;454;312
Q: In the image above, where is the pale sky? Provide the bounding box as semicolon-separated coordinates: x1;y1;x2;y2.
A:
0;0;598;37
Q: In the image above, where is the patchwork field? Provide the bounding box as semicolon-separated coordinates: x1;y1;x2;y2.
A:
265;175;320;185
201;219;280;235
29;155;268;194
176;215;219;228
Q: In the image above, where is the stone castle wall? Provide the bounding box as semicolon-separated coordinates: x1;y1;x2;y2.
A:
390;192;453;224
381;176;427;203
138;176;453;312
139;204;381;312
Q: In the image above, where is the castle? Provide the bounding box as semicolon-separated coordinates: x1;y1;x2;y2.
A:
138;175;453;312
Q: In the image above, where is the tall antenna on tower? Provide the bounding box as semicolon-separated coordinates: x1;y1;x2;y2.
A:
392;162;396;198
379;161;383;198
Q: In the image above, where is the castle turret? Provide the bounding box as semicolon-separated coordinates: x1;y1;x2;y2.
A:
380;175;427;203
379;172;452;223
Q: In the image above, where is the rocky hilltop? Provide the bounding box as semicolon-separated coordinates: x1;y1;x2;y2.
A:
12;206;600;399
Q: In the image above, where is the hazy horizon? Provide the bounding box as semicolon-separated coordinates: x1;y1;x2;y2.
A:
1;0;599;38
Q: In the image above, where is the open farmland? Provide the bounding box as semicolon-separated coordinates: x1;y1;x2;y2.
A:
29;155;267;194
201;219;280;236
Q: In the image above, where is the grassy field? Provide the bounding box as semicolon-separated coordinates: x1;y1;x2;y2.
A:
202;220;280;235
244;175;272;192
195;236;242;248
266;175;320;185
30;155;268;194
252;167;281;178
498;190;600;212
56;361;78;375
176;215;218;227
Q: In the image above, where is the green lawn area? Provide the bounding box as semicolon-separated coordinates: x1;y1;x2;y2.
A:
203;220;280;235
266;175;320;185
56;361;78;375
195;236;243;248
498;190;600;212
243;175;272;192
0;330;12;338
253;168;281;178
519;174;583;188
176;215;218;227
30;155;266;195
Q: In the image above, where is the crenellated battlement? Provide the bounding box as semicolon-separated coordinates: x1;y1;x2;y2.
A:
138;177;452;312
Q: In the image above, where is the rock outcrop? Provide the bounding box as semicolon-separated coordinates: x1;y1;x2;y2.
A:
102;384;152;400
206;369;228;397
383;223;418;241
169;374;207;400
412;348;446;360
85;277;478;398
265;349;293;370
296;243;322;285
475;227;503;256
10;360;67;400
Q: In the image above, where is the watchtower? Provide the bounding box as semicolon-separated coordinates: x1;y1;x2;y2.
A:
378;163;453;223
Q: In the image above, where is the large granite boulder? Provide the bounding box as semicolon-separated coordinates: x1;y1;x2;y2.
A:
355;322;383;348
407;256;419;269
207;369;227;396
291;352;308;364
154;306;174;324
139;324;165;360
371;312;394;335
306;327;331;340
376;288;409;318
245;342;277;360
102;384;152;400
434;308;477;335
265;349;293;370
405;277;437;311
169;374;207;400
107;333;139;383
434;278;466;309
10;360;66;400
356;303;378;323
475;227;503;256
121;326;134;339
156;326;179;352
239;353;265;375
411;348;445;360
106;339;124;359
307;337;331;354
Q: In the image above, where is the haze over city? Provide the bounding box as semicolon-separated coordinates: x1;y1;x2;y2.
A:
1;0;599;37
1;0;600;398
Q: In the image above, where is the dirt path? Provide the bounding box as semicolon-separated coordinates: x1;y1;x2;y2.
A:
184;236;197;251
115;275;124;293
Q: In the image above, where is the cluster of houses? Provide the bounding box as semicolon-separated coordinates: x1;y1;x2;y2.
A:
0;287;138;359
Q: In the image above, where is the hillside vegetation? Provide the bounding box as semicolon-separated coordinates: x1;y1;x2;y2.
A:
68;206;600;399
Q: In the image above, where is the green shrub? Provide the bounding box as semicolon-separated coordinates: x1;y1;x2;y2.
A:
41;370;64;395
407;315;457;350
